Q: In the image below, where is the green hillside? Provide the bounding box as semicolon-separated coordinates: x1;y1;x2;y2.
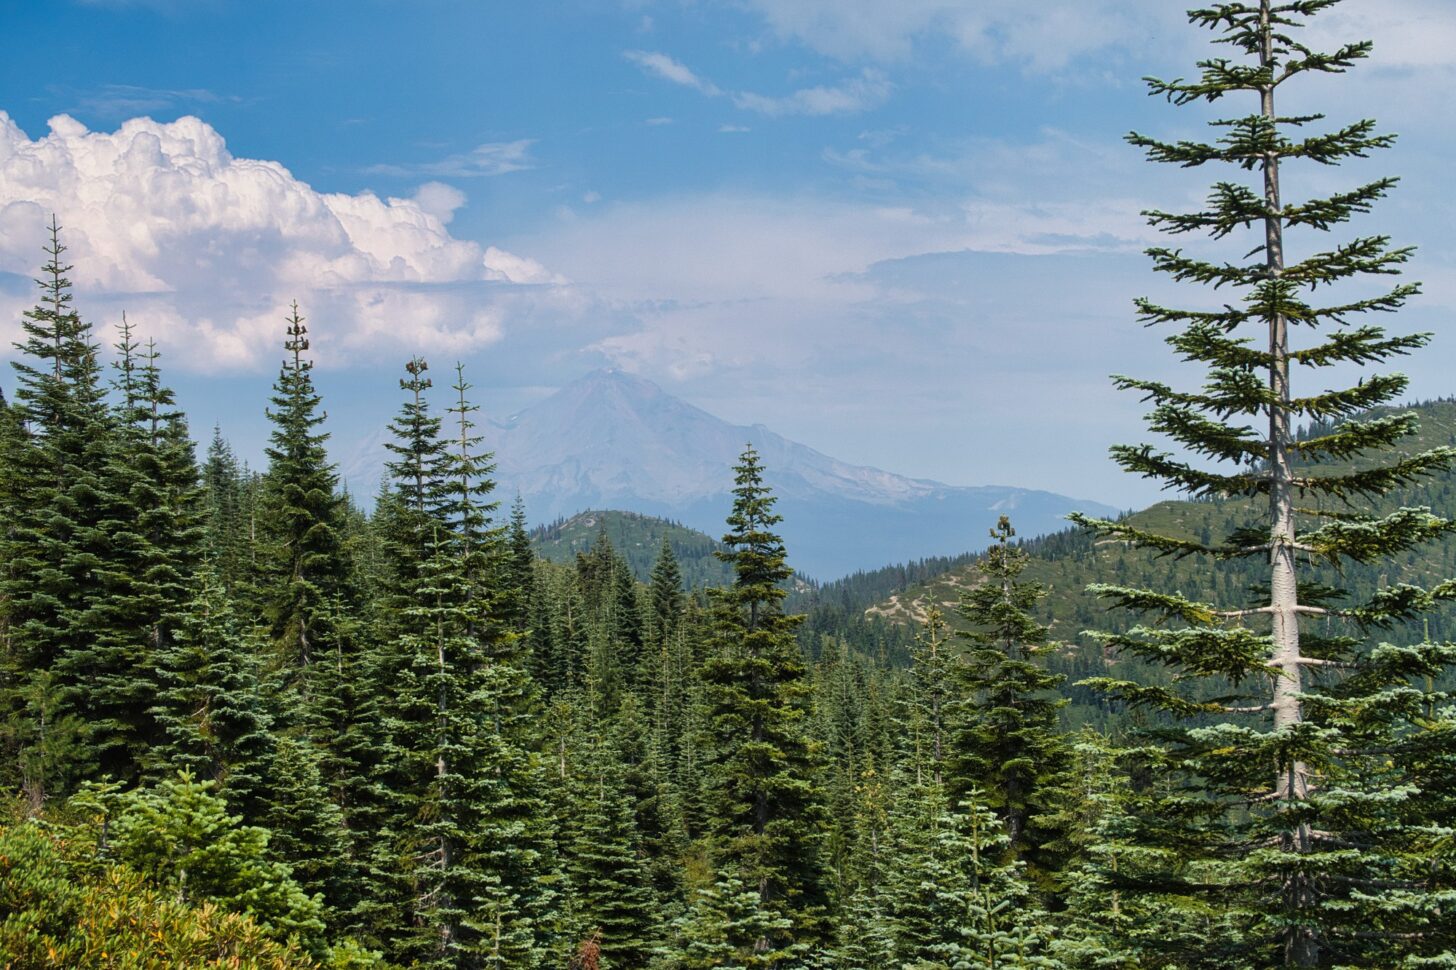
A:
867;399;1456;722
530;509;734;589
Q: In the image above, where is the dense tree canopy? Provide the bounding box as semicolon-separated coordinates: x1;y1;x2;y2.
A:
1;5;1452;968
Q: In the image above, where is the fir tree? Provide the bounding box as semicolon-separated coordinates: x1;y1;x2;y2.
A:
525;566;564;696
950;516;1069;882
1;219;122;795
671;868;798;970
699;445;828;958
0;385;31;795
645;538;687;812
506;495;534;634
383;363;556;968
149;575;276;825
905;604;952;787
345;359;453;946
254;303;367;923
257;733;354;938
257;301;349;675
878;782;1054;969
817;642;873;899
650;537;685;644
87;323;204;784
561;729;659;969
1072;2;1456;964
0;386;24;646
112;771;329;951
1043;730;1145;970
200;427;254;595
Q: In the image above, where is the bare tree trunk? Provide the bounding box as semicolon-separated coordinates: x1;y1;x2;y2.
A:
1260;1;1317;964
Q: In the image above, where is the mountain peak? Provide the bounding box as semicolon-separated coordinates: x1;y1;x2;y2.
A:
488;373;1120;577
568;366;661;394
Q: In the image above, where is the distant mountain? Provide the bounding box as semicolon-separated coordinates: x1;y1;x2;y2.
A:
343;368;1120;579
487;369;1119;579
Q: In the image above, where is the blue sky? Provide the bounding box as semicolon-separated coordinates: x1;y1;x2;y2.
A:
3;0;1455;510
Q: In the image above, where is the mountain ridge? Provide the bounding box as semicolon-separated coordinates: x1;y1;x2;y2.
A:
349;367;1121;579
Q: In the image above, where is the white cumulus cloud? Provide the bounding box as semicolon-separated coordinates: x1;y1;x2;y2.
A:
408;181;468;224
0;112;562;371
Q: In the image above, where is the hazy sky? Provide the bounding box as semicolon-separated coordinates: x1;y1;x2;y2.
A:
3;0;1455;510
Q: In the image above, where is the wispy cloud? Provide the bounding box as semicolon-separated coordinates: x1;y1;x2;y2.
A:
624;50;721;95
58;83;242;119
733;69;891;117
626;50;890;118
1304;0;1456;72
718;124;751;133
365;139;535;178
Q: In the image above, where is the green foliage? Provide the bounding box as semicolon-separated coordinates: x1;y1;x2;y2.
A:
699;446;829;950
876;781;1054;969
5;54;1455;962
365;362;558;969
1073;2;1456;965
94;322;205;784
669;868;799;970
109;772;328;949
0;219;128;794
950;516;1070;884
149;575;275;823
257;734;353;934
533;510;735;589
0;815;318;968
560;729;660;968
877;400;1456;726
257;302;351;675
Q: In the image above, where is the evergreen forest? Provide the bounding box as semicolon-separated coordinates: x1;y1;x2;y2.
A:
2;3;1455;968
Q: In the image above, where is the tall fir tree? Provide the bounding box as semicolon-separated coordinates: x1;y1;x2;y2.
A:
907;604;952;787
257;301;350;676
0;386;24;656
0;384;30;799
0;220;123;796
254;302;365;923
345;357;453;947
87;323;204;785
381;363;557;968
560;727;659;969
200;427;254;595
649;536;685;644
950;516;1069;885
505;495;535;635
130;335;206;620
1071;2;1456;964
699;445;828;960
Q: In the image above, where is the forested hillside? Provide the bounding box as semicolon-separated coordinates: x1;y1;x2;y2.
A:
530;510;734;590
2;3;1455;969
870;398;1456;724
